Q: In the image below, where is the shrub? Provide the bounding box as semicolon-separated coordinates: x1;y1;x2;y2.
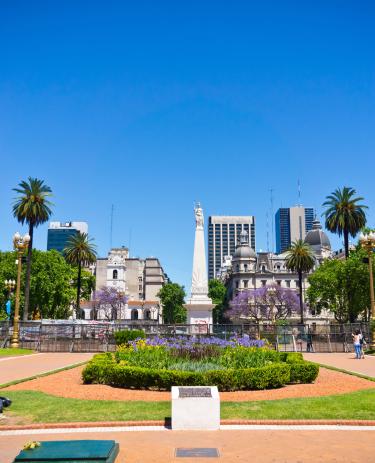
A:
289;362;319;384
278;352;304;363
114;329;145;346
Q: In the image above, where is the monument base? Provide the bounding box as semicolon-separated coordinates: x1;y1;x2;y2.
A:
184;298;215;326
172;386;220;430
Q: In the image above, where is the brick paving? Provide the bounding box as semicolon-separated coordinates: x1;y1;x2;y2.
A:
304;353;375;378
1;428;375;463
0;353;93;385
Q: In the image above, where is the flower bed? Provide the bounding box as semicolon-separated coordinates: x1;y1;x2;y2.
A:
82;336;318;391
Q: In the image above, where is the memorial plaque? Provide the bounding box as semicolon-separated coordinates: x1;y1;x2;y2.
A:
176;448;219;458
178;387;212;398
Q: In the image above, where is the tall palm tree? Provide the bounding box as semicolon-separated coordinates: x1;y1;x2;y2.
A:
285;240;315;324
13;177;53;320
64;232;96;317
323;187;367;259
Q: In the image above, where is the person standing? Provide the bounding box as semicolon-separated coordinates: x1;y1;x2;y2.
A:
352;330;362;359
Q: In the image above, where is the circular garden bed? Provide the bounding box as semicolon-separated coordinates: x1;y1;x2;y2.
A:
82;336;319;391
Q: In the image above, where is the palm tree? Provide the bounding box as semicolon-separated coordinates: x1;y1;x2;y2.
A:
323;187;367;259
13;177;53;320
64;232;96;318
285;240;315;324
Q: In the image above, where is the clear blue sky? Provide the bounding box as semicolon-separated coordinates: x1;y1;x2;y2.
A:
1;1;374;293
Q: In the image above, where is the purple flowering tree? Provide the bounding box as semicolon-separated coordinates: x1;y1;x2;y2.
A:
93;286;127;320
227;284;300;324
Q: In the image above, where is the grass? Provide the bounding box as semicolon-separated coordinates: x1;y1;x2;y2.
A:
3;388;375;424
0;348;35;357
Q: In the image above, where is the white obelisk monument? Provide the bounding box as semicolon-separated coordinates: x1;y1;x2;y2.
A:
184;203;215;326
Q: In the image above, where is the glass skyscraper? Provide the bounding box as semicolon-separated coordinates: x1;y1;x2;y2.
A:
275;207;314;254
47;222;88;254
208;216;256;280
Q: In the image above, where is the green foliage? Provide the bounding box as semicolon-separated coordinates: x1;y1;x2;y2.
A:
83;345;318;391
288;362;319;384
114;329;146;346
0;250;93;319
208;279;228;323
157;282;187;323
323;186;367;258
82;353;292;391
307;249;373;322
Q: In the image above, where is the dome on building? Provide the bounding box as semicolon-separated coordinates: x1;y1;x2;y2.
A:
233;230;257;259
304;218;331;250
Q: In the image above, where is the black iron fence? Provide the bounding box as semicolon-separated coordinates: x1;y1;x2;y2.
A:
0;321;370;353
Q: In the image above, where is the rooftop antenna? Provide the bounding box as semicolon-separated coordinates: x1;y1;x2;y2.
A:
269;188;274;253
298;179;302;206
128;227;132;257
110;204;114;249
266;211;270;252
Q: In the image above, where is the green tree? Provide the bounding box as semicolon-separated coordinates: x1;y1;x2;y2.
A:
323;186;367;259
63;232;97;317
307;249;373;323
0;250;94;320
157;282;186;323
208;279;228;324
285;240;315;324
12;177;53;320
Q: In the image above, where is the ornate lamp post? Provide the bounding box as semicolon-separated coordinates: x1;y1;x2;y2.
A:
10;232;30;348
359;232;375;349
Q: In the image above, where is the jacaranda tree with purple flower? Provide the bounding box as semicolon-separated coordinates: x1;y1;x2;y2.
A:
227;284;300;324
93;286;127;320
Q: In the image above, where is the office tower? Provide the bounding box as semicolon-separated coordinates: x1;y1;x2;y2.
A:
208;215;256;280
47;221;88;254
275;206;314;254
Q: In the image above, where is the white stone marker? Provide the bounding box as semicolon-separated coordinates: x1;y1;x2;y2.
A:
171;386;220;430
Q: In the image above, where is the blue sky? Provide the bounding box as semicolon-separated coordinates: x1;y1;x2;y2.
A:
1;1;374;293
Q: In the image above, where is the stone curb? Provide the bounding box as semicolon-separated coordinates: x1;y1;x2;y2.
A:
2;419;375;431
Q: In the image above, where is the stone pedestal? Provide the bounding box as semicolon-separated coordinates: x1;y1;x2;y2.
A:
172;386;220;430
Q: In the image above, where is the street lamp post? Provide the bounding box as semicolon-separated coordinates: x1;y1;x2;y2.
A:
359;232;375;349
10;232;30;348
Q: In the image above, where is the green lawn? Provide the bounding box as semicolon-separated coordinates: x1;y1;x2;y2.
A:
0;348;35;357
3;389;375;425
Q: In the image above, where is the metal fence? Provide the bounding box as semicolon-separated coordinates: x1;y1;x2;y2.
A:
0;321;370;353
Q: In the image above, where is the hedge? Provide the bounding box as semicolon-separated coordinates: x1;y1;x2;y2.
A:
289;362;319;384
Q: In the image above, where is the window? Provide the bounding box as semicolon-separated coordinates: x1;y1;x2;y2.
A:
144;309;151;320
138;276;143;282
113;269;118;279
138;285;143;291
236;265;240;272
244;264;248;271
243;280;248;288
286;280;291;288
261;265;266;272
131;309;138;320
276;280;281;286
235;280;239;289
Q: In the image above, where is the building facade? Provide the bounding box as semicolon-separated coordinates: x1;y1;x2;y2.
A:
275;206;314;254
91;247;167;322
220;218;333;321
208;215;256;280
47;221;88;254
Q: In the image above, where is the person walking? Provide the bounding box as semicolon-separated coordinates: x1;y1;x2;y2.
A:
360;332;367;359
352;330;362;359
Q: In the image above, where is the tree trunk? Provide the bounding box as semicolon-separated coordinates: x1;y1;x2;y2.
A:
23;224;34;321
76;261;82;319
344;228;349;259
298;270;304;324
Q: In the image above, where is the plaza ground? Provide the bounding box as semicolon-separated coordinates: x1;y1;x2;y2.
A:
0;353;93;385
1;426;375;463
304;352;375;377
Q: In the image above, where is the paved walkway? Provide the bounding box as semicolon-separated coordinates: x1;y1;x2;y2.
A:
1;427;375;462
304;352;375;378
0;353;93;385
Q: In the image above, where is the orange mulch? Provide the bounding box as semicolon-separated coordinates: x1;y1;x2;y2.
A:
4;365;375;402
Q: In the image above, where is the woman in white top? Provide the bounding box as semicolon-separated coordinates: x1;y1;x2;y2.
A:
352;330;362;359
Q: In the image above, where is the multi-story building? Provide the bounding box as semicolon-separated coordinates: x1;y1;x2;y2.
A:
219;218;333;322
208;215;256;280
275;206;314;254
47;221;88;254
91;247;167;321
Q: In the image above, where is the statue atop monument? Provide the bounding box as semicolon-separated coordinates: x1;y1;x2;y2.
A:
194;202;204;228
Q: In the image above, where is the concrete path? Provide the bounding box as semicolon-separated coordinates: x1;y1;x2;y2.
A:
0;353;93;385
1;427;375;463
304;352;375;378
